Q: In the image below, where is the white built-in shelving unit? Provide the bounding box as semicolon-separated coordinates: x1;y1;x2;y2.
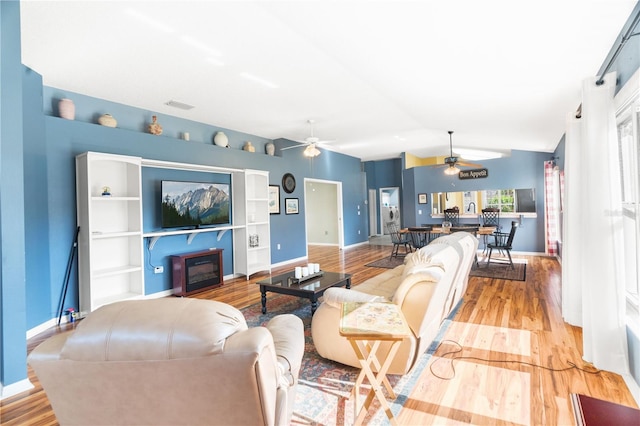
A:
233;170;272;279
76;152;271;312
76;152;144;312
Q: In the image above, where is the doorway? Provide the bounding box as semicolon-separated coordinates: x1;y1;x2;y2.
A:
304;179;344;249
379;187;400;235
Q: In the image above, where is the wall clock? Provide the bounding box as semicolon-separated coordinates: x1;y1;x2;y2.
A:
282;173;296;193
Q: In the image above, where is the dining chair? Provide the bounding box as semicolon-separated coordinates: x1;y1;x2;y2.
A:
387;222;412;259
481;208;501;252
486;221;519;269
408;226;432;250
443;207;460;226
481;208;501;229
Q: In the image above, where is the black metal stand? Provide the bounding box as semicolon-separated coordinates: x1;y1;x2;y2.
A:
56;226;80;326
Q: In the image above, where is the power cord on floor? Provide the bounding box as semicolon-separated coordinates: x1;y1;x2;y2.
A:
429;339;602;380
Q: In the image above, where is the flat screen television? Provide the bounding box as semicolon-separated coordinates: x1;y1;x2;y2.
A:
161;180;231;229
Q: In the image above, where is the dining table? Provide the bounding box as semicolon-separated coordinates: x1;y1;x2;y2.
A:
402;226;496;251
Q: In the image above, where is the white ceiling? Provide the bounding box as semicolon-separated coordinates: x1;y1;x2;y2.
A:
19;0;637;161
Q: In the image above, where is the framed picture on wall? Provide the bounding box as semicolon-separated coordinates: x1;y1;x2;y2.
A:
268;185;280;214
418;193;428;204
285;198;299;215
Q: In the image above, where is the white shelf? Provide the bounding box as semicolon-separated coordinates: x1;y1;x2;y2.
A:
93;265;143;278
91;196;140;201
94;292;143;310
143;225;244;249
141;158;241;174
247;261;270;271
91;231;141;239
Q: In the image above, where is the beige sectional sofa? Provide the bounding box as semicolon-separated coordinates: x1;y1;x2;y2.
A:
311;232;478;375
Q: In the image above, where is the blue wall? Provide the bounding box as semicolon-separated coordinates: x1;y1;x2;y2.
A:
365;150;549;253
28;85;368;336
1;0;28;391
403;150;550;253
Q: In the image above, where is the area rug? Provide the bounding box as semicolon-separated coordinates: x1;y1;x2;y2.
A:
242;295;452;425
470;258;527;281
364;256;405;269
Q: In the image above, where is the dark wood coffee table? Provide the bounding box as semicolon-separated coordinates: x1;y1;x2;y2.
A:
256;271;351;315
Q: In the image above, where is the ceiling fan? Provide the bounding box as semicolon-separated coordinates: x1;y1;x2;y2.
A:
431;131;482;175
281;120;333;157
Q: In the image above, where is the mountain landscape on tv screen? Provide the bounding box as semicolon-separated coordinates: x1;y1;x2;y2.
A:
162;183;230;227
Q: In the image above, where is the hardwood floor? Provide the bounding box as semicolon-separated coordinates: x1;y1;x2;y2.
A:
1;243;637;425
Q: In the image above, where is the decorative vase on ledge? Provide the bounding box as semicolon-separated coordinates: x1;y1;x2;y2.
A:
98;113;117;127
265;142;275;156
148;115;163;135
214;131;229;147
58;98;75;120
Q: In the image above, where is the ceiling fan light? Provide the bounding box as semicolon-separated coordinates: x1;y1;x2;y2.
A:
303;144;321;157
443;165;459;175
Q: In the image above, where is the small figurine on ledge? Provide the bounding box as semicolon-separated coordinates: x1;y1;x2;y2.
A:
148;115;163;135
102;186;111;196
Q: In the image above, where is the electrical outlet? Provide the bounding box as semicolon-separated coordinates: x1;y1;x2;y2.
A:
154;266;164;274
358;230;361;234
277;243;281;250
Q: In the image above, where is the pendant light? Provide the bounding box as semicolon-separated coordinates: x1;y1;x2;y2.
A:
443;164;460;175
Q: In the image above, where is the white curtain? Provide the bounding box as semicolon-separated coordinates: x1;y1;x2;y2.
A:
562;113;583;326
562;72;629;375
544;161;560;255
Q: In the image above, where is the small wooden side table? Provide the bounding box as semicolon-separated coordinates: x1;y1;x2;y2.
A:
339;302;412;425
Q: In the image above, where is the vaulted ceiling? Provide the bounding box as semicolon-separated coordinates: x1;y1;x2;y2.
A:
19;1;638;161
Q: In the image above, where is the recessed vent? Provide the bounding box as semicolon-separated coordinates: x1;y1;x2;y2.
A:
165;100;194;110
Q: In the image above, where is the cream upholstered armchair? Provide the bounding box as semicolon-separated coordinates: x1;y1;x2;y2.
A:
28;298;304;426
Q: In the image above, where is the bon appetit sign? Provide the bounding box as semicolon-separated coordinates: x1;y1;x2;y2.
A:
459;168;488;179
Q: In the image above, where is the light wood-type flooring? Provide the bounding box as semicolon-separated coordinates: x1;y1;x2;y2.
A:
1;243;637;425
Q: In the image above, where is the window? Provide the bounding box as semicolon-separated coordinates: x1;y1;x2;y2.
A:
483;189;515;212
616;101;640;307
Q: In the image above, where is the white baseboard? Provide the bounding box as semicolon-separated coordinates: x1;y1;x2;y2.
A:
28;289;175;340
346;241;371;249
144;289;174;299
270;256;308;269
1;379;34;400
27;317;60;339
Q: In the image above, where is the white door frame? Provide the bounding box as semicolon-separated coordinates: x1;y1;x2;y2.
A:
368;189;378;236
304;178;344;250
